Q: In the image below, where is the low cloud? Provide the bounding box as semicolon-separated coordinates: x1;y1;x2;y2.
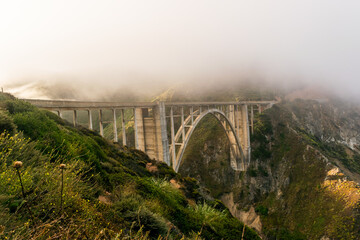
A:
1;1;359;101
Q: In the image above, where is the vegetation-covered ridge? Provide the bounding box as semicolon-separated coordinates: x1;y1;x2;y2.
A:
247;101;360;239
177;98;360;240
0;93;260;239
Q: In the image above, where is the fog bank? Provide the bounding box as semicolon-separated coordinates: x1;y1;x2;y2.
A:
1;1;360;100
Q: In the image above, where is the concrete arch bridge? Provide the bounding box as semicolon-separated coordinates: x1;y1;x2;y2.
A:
24;99;276;172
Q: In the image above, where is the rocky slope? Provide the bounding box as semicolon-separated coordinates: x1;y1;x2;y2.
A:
179;99;360;239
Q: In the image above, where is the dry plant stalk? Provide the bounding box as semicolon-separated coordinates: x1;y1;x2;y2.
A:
13;161;36;225
241;223;246;240
59;164;66;214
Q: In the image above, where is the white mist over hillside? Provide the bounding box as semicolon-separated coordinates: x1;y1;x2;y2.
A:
1;1;360;100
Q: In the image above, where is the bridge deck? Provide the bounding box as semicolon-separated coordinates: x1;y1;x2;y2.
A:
22;99;277;110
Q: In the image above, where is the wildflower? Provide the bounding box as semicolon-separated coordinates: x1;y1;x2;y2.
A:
13;160;35;224
13;161;23;169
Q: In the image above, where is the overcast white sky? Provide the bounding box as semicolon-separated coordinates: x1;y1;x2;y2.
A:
1;1;360;99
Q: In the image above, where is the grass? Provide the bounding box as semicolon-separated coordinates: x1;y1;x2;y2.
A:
0;93;260;239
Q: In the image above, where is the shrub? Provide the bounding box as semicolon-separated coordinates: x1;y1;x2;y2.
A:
5;99;36;114
0;111;16;135
126;206;168;238
255;205;268;216
193;203;227;231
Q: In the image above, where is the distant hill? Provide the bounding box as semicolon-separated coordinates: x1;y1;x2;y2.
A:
285;86;331;102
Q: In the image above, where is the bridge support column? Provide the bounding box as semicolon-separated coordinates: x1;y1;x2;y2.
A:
121;109;127;145
134;108;145;151
153;102;170;164
227;105;241;169
238;105;251;163
88;110;93;130
113;109;118;143
170;107;176;166
250;105;254;135
142;114;156;158
73;110;77;127
99;110;104;137
181;107;185;143
190;106;194;124
133;103;170;164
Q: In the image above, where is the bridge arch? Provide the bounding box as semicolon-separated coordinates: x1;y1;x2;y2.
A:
171;108;246;172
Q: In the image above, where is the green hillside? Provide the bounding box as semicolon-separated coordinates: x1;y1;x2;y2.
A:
0;93;260;239
179;99;360;239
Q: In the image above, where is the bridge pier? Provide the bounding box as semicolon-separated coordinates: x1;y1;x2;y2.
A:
121;109;126;145
88;110;93;130
238;105;251;163
73;110;77;127
134;108;145;151
224;104;250;170
227;105;241;169
132;104;170;164
157;102;170;165
99;110;104;137
112;109;118;143
250;105;254;134
170;107;176;166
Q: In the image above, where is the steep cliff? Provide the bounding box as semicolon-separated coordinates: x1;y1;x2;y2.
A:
179;99;360;239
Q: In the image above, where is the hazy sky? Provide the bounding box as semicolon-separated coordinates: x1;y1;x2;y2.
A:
1;1;360;99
